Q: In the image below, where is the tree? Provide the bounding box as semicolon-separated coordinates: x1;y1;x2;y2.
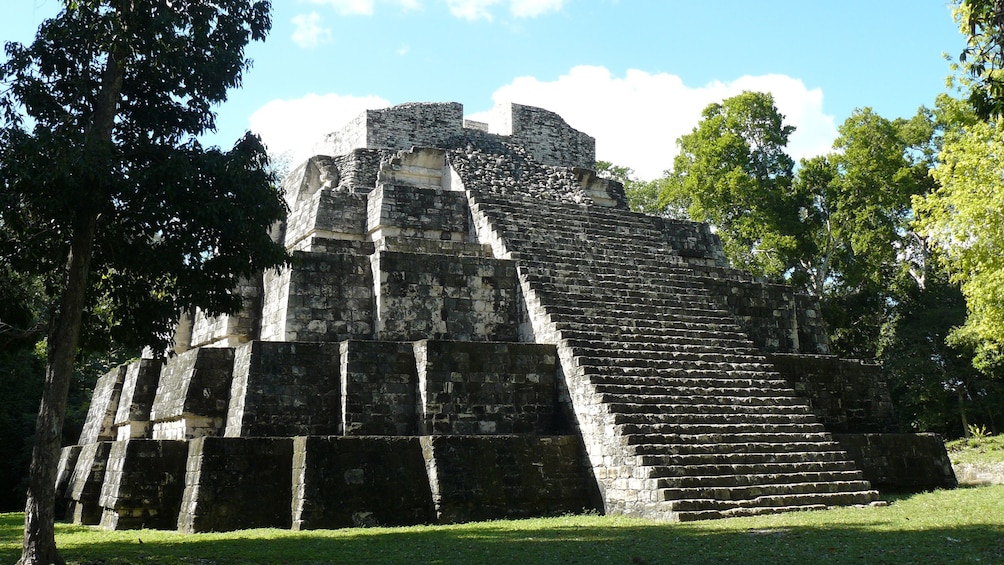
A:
595;160;663;214
917;112;1004;374
659;91;801;277
955;0;1004;119
0;2;287;563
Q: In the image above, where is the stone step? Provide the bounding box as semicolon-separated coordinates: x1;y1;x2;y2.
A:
573;344;763;359
611;411;819;427
562;329;752;347
576;352;771;369
589;375;794;393
649;465;862;483
674;503;829;521
624;431;836;446
631;441;844;456
663;486;878;510
636;449;851;466
619;422;827;436
566;336;755;352
597;390;804;406
606;401;811;417
578;363;779;375
660;480;874;504
539;291;717;311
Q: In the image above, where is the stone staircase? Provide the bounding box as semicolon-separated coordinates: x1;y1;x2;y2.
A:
464;189;879;520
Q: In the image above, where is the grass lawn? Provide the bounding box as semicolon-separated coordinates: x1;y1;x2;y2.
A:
1;486;1002;564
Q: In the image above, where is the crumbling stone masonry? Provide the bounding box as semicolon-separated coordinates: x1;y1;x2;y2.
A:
59;101;955;532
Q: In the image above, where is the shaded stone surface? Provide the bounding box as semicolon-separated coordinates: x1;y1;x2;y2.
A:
292;436;434;530
226;341;341;437
834;433;957;491
415;340;559;435
98;439;188;530
67;441;113;525
770;354;898;433
422;435;597;523
341;340;418;436
177;437;294;533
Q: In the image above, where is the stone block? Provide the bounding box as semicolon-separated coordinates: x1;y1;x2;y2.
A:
98;439;188;530
78;366;126;444
341;341;418;435
375;252;518;341
833;433;957;492
415;340;559;435
150;348;235;440
55;445;81;520
225;341;342;437
112;358;163;439
292;436;435;530
177;437;293;533
260;251;374;342
770;354;898;433
67;441;113;524
421;435;596;523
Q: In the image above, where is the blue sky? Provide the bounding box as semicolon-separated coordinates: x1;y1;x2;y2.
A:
7;1;966;179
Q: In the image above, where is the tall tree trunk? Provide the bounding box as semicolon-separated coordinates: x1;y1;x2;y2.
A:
19;26;124;564
18;216;97;565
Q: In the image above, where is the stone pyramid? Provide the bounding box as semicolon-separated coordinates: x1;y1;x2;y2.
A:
57;101;955;532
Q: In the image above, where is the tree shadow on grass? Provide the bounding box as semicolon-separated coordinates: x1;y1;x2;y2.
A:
0;516;999;565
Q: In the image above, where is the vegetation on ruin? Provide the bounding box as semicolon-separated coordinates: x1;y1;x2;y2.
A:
947;432;1004;465
0;486;1001;565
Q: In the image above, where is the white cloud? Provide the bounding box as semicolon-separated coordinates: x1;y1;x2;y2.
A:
305;0;422;16
447;0;500;21
308;0;376;16
291;12;333;48
396;43;411;56
248;93;391;163
509;0;565;18
470;65;837;180
445;0;564;21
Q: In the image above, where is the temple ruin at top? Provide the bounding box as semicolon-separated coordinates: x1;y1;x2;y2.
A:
58;101;955;532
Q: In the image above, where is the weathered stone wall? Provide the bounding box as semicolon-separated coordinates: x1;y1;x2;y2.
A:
414;341;558;435
78;366;126;444
259;250;374;342
150;348;235;440
367;184;469;242
188;277;263;348
315;102;595;173
341;340;418;435
292;436;435;530
177;437;294;533
495;103;595;170
693;267;829;355
656;218;729;267
421;435;597;523
285;190;368;250
833;433;957;491
318;103;464;159
67;441;113;525
225;341;342;437
55;445;82;520
98;439;188;530
113;359;162;440
769;353;897;433
374;252;518;341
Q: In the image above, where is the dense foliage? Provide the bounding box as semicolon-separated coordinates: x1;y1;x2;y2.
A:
626;88;1003;439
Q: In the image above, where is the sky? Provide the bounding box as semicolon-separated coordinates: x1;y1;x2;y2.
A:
6;1;968;180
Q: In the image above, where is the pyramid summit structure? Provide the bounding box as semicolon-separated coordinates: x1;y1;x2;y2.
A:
59;101;955;531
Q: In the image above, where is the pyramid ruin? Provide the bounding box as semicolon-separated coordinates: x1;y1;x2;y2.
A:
57;102;955;532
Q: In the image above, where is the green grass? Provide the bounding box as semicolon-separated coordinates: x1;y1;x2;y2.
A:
947;433;1004;465
2;486;1003;564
